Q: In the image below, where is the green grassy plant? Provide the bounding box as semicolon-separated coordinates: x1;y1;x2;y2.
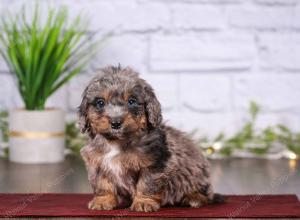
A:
0;4;97;110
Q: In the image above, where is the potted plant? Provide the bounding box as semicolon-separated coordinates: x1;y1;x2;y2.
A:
0;5;97;163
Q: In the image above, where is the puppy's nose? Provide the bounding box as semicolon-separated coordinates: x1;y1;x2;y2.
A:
111;118;123;130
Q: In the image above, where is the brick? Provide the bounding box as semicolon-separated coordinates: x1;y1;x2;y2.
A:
14;0;169;32
67;73;92;111
292;5;300;29
91;35;148;72
59;0;171;32
2;0;56;26
141;73;179;111
179;74;231;112
228;5;293;30
0;59;9;73
161;111;183;130
254;0;297;5
150;33;255;72
116;1;171;31
259;33;300;71
154;0;241;3
0;74;23;109
176;111;238;139
45;85;68;111
80;1;120;32
233;74;300;112
172;4;225;30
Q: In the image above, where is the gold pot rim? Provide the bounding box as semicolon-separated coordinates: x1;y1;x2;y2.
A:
9;130;65;139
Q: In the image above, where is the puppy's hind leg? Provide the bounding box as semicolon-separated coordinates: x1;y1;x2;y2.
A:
181;192;209;208
181;185;225;208
130;193;162;212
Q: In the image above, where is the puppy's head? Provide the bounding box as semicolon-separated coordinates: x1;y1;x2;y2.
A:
78;65;162;140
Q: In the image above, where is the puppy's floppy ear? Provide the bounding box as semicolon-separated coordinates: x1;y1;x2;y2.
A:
143;82;162;128
78;70;107;137
78;87;90;134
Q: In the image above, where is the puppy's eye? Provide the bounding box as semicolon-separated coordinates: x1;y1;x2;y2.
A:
128;98;137;107
95;98;105;109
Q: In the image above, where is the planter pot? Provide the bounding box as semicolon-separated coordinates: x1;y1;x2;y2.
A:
9;109;65;163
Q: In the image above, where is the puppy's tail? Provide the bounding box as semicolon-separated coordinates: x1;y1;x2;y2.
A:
209;193;226;204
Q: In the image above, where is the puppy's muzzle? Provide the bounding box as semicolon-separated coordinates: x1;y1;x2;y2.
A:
110;118;123;130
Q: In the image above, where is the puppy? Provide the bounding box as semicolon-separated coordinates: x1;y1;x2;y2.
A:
79;65;223;212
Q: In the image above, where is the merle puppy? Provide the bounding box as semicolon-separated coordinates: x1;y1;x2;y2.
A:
79;65;223;212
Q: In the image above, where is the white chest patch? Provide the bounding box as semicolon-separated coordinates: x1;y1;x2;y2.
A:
101;144;123;180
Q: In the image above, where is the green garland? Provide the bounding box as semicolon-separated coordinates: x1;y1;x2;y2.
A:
192;101;300;157
65;121;87;155
0;111;9;157
0;102;300;158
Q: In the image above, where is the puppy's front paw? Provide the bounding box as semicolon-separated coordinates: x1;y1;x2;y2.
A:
130;197;160;212
88;194;117;210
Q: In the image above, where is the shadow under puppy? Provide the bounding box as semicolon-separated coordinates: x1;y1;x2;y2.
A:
79;65;223;212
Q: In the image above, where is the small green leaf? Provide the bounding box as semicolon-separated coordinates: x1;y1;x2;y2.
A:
249;101;260;121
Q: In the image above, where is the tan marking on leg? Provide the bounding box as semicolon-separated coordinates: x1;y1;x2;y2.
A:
130;194;162;212
88;193;118;210
89;177;118;210
181;192;209;208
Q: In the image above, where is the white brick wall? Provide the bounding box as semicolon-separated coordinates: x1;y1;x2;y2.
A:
91;34;148;72
171;4;226;30
233;74;300;112
0;0;300;137
150;33;256;72
179;74;231;112
227;5;294;30
258;33;300;70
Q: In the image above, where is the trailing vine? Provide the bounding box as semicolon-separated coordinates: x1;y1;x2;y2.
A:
0;101;299;158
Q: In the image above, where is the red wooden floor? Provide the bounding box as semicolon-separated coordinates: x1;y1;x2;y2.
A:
0;194;299;218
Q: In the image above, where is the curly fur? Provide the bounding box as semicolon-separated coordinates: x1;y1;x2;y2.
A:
79;65;223;212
